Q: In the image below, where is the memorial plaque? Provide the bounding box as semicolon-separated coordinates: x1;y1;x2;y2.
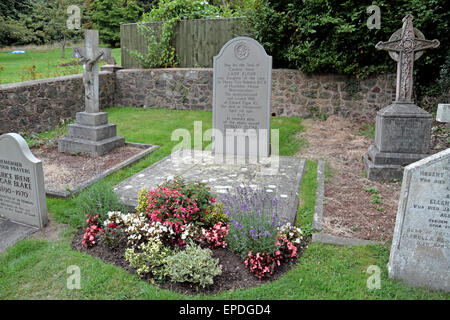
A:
0;133;48;228
388;148;450;292
212;37;272;157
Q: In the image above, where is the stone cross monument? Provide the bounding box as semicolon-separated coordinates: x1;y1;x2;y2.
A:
364;15;440;181
59;30;124;156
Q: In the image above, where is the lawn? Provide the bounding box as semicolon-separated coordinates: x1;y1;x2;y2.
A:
0;108;448;300
0;46;121;85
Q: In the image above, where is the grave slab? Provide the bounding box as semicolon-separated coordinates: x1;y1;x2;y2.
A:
114;150;305;224
0;218;37;252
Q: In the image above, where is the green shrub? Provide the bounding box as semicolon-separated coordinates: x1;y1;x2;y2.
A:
91;0;143;47
204;202;229;227
244;0;449;111
165;242;222;288
73;179;128;223
124;238;174;280
132;0;235;68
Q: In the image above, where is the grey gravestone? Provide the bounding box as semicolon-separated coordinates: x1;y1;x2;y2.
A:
364;15;440;181
437;104;450;125
0;133;48;251
388;148;449;292
212;37;272;157
59;30;125;156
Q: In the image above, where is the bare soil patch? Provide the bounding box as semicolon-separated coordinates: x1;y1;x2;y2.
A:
71;228;310;295
32;145;144;193
297;115;448;242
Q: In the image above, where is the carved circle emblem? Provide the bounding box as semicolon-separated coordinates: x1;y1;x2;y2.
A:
388;28;425;61
234;42;250;60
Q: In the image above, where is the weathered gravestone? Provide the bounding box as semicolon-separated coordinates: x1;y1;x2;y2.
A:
364;15;440;181
212;37;272;158
59;30;125;156
0;133;48;250
388;148;449;292
437;104;450;126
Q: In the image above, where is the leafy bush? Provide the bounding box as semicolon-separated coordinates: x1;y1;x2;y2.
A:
165;242;222;288
132;0;235;68
73;179;128;224
91;0;143;47
204;202;229;227
99;223;126;249
223;186;287;259
124;237;174;280
244;0;449;111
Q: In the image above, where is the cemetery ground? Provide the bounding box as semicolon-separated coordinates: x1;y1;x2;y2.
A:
0;107;448;299
0;46;121;84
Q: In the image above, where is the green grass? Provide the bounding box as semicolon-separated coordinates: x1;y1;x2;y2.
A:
0;47;121;84
358;123;375;139
1;108;449;300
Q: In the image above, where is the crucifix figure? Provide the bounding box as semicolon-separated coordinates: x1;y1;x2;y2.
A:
79;30;104;113
375;14;439;103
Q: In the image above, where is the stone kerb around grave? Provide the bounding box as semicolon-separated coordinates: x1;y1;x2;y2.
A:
0;133;48;228
212;37;272;158
388;148;449;292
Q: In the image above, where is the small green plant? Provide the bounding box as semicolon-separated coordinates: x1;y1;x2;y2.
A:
0;64;5;84
73;179;128;223
164;242;222;289
365;186;382;206
99;225;126;250
358;124;375;139
125;238;174;280
204;202;229;227
21;64;42;81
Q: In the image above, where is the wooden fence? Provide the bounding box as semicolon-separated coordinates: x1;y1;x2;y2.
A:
120;18;249;68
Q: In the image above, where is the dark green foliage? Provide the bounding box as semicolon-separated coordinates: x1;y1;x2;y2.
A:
91;0;143;47
245;0;449;111
72;179;128;224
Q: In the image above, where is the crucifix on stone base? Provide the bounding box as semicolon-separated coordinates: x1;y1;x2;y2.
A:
364;15;440;181
58;30;124;157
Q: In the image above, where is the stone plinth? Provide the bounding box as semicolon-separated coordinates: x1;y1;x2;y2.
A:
58;112;125;157
365;103;432;181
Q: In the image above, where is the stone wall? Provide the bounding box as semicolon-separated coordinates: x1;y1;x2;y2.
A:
114;68;395;119
0;72;115;134
0;68;395;135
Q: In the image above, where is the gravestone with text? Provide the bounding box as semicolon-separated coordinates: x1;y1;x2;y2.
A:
388;148;449;292
59;30;124;156
437;104;450;126
364;15;440;181
212;37;272;158
0;133;48;228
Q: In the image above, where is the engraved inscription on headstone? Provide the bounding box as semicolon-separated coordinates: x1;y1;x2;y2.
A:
388;148;449;292
0;133;48;228
212;37;272;157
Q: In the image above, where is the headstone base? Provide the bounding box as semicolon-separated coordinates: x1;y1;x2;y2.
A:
365;102;432;181
363;154;405;181
58;112;125;157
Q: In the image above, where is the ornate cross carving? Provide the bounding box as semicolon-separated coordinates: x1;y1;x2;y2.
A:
375;14;439;103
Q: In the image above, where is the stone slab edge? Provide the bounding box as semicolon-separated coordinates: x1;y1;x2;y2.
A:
290;158;306;224
45;142;160;198
311;160;385;246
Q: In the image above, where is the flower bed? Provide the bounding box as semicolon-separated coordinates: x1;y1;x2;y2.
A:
71;177;310;294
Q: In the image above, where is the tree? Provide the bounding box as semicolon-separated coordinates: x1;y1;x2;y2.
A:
91;0;143;47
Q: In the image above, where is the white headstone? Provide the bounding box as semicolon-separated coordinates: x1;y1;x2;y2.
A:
388;148;449;292
436;104;450;123
212;37;272;157
0;133;48;228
